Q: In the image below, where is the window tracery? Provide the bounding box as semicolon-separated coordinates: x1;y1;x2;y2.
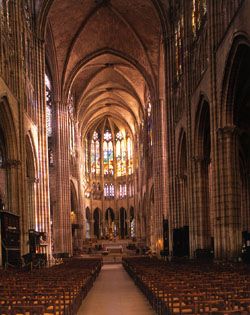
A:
147;102;153;148
119;183;127;199
45;73;54;166
104;183;114;198
192;0;207;37
103;130;114;176
174;14;184;80
86;121;134;201
68;92;75;157
0;148;3;168
127;137;133;175
116;131;126;177
91;131;100;176
45;74;52;138
23;0;33;30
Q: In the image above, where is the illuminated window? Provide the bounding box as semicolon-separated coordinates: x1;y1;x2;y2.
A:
147;103;153;147
45;74;52;137
192;0;207;37
91;131;100;175
175;15;184;80
104;183;115;198
103;130;113;176
68;92;75;156
119;183;127;199
85;139;89;174
45;72;54;166
116;131;126;177
0;148;3;167
127;137;133;175
128;182;134;197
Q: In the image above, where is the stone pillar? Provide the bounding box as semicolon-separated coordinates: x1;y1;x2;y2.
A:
152;98;168;253
75;122;85;250
215;126;241;259
53;101;72;254
90;219;95;238
34;38;52;259
192;157;211;252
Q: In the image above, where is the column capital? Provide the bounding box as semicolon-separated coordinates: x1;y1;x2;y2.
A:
27;177;39;184
217;125;238;137
3;159;21;169
176;173;187;181
192;156;211;164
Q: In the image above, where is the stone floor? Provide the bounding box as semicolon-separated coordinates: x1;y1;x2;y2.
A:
77;264;156;315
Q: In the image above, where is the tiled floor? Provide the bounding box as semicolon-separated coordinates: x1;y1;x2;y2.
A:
77;264;156;315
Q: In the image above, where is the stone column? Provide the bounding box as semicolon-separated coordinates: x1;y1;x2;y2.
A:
75;122;85;250
215;126;241;259
34;38;52;259
90;219;95;239
53;101;72;254
192;157;211;252
152;98;168;253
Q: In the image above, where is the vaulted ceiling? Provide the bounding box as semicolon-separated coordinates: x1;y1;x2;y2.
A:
44;0;166;138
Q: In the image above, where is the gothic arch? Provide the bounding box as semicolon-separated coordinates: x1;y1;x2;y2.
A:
173;129;190;257
148;185;154;246
177;129;187;177
193;97;212;250
25;133;38;231
0;96;19;213
70;181;78;214
0;95;19;160
221;34;250;126
194;96;211;158
119;207;127;239
217;35;250;257
93;207;101;239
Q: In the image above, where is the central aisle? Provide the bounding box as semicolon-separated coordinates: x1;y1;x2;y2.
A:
77;264;156;315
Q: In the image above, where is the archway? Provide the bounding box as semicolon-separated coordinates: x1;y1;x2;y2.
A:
231;43;250;258
149;187;154;247
119;207;127;239
174;130;189;257
25;134;38;232
193;99;212;252
0;96;19;214
219;38;250;258
0;127;7;210
130;206;135;238
105;208;115;239
85;207;91;239
70;182;78;250
93;208;100;239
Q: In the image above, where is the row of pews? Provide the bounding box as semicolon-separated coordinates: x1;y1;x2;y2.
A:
0;258;102;315
123;257;250;314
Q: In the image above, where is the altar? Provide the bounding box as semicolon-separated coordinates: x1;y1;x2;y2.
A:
104;245;123;253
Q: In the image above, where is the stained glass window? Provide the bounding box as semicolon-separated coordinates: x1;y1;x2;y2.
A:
110;183;114;197
91;131;100;175
147;103;153;147
104;183;115;198
116;131;126;177
175;15;184;80
128;182;134;197
103;130;113;176
192;0;207;37
0;148;3;167
45;73;52;137
119;183;127;198
68;92;75;156
85;139;89;174
127;137;133;175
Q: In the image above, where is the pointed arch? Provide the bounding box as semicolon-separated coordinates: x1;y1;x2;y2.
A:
221;34;250;126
